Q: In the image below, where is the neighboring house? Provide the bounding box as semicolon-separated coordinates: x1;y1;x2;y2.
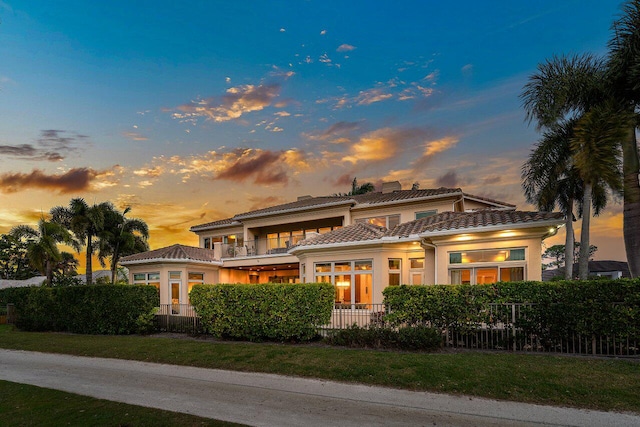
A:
121;181;564;307
542;260;631;281
0;276;46;290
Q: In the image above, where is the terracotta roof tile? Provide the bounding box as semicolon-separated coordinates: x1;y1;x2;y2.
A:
121;244;219;263
296;222;388;247
189;217;238;232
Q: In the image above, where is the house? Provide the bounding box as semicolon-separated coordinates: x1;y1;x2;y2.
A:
121;181;564;307
542;260;631;281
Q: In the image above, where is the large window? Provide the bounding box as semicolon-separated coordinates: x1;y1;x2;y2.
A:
133;272;160;289
356;214;400;229
388;259;401;286
409;258;424;285
448;248;526;285
315;260;373;308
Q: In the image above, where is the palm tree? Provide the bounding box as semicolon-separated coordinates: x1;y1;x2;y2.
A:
571;102;630;278
606;0;640;278
51;198;110;285
98;205;149;284
522;120;581;279
9;219;79;285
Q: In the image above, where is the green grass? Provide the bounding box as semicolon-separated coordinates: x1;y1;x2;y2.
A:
0;380;243;426
1;325;639;413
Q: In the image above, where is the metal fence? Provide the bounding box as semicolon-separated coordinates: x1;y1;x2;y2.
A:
156;304;202;333
153;302;638;356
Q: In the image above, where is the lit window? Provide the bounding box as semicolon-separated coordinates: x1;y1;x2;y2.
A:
389;258;401;286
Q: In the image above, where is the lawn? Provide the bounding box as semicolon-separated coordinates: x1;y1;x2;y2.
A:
0;380;243;426
0;325;639;413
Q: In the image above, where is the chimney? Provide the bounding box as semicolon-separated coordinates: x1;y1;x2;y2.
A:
297;195;313;201
381;181;402;194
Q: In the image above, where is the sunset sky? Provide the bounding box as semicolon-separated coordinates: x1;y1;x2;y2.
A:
0;0;629;266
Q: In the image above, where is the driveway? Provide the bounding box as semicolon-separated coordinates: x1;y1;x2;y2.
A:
1;349;638;426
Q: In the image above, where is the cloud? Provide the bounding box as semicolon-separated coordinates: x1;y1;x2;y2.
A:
171;83;281;124
0;130;89;162
305;121;360;142
435;170;460;188
0;168;104;194
216;150;287;185
411;136;460;170
337;44;356;52
133;166;163;178
122;131;149;141
483;175;502;185
320;30;327;35
332;173;353;187
355;88;393;105
343;128;429;164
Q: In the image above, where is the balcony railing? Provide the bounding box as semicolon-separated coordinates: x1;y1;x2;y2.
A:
216;236;306;259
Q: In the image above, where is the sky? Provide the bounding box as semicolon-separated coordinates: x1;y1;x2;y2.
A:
0;0;630;267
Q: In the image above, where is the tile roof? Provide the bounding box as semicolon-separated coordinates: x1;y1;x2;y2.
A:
121;244;220;264
189;217;239;232
296;222;388;247
189;188;516;231
391;210;564;237
293;210;564;249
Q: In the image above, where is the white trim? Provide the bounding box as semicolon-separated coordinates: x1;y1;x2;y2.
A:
121;258;223;266
419;218;564;238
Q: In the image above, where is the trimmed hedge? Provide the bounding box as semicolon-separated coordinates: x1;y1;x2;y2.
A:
326;324;442;351
382;279;640;340
190;283;334;342
0;285;159;334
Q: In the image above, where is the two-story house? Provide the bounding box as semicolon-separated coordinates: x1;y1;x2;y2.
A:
121;181;564;308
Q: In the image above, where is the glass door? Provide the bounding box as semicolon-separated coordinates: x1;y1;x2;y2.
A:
170;281;181;314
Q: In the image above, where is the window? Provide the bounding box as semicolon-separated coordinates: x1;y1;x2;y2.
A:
448;248;526;285
388;258;401;286
416;210;437;220
449;248;526;264
313;260;373;308
409;258;424;285
355;214;400;229
133;272;160;289
203;238;211;249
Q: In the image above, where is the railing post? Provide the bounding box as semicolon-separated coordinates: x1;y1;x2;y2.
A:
510;304;516;351
7;303;16;324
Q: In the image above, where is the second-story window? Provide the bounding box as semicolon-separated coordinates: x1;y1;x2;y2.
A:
203;238;211;249
356;214;400;229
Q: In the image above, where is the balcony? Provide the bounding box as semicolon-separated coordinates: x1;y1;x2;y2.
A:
215;235;306;259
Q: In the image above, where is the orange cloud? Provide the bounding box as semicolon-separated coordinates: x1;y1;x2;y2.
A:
172;84;281;123
343;128;429;164
122;131;149;141
0;168;104;194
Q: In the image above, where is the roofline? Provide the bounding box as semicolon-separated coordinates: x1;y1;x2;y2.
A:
190;220;242;232
121;258;223;266
419;218;565;238
462;193;515;208
289;236;419;254
349;191;463;210
233;199;355;220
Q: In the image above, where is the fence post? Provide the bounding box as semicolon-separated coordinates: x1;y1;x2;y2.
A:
7;303;16;324
511;304;517;352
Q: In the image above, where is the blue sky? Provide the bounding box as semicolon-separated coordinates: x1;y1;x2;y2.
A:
0;0;628;260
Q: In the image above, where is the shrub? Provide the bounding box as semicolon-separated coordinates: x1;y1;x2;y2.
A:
326;324;442;351
0;285;159;334
190;283;334;342
382;279;640;341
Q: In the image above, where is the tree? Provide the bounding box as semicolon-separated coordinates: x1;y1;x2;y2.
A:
98;205;149;284
0;233;38;280
543;243;598;270
606;0;640;278
522;119;582;279
521;54;626;279
9;220;79;285
334;178;376;196
50;198;111;285
570;102;629;278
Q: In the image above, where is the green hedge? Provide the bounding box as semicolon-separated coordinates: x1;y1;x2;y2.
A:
0;285;159;334
326;324;442;351
382;279;640;340
190;283;334;342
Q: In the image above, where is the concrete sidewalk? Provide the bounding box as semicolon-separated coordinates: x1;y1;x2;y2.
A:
1;349;638;426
